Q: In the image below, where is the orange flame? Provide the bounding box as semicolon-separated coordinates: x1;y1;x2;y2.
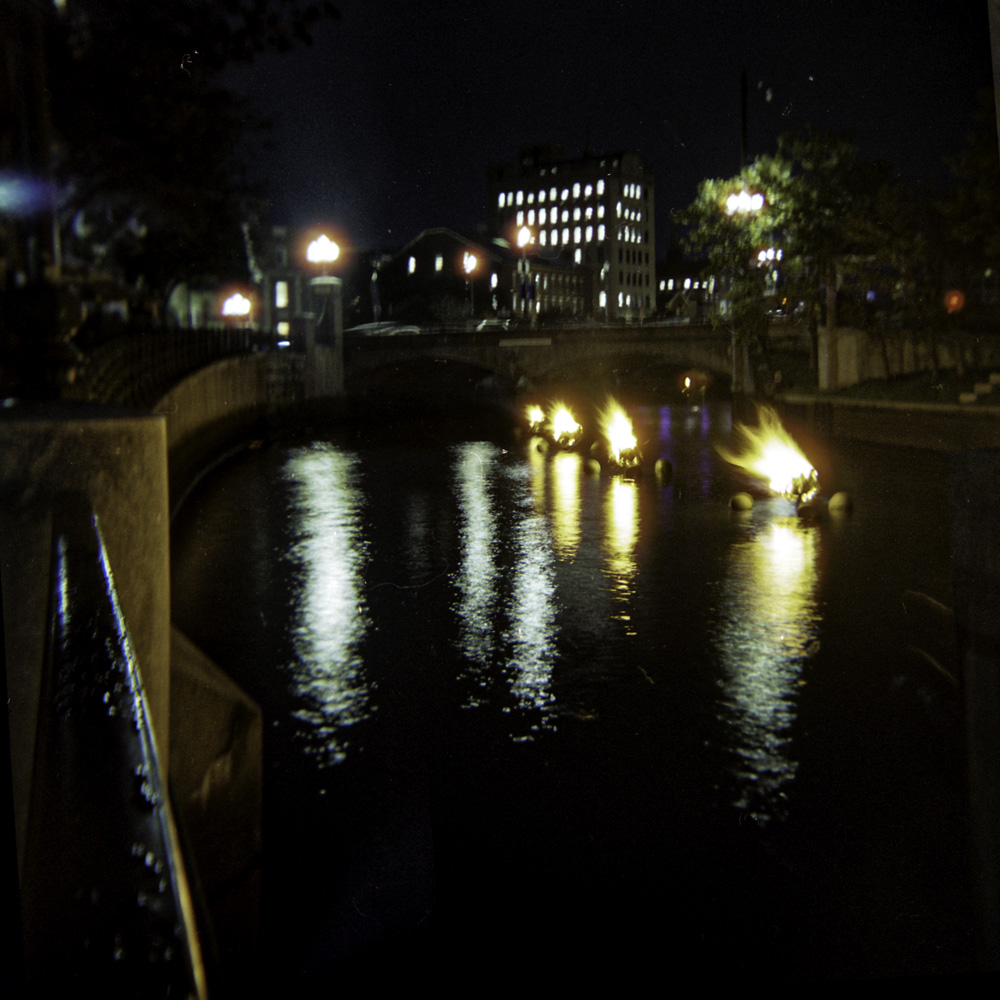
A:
548;403;582;446
717;404;818;500
600;399;639;465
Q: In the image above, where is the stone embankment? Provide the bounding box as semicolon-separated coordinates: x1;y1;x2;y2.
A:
775;393;1000;452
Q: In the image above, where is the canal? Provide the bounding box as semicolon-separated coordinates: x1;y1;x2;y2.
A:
170;400;976;985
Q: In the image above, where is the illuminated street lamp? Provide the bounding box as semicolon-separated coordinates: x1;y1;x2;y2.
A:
302;229;345;396
726;190;764;216
221;291;252;322
306;233;340;270
462;250;479;318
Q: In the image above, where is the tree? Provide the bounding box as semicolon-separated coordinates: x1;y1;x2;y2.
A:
675;153;793;391
1;0;337;393
7;1;338;300
677;129;917;385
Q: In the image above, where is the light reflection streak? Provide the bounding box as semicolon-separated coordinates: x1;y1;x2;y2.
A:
505;507;558;731
714;519;820;823
452;442;500;705
603;478;639;634
452;442;558;737
550;450;581;560
283;444;371;766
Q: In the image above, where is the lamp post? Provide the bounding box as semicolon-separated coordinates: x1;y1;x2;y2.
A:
304;231;344;397
722;189;765;396
462;250;479;321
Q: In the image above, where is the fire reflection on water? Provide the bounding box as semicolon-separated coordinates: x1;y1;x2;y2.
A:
282;444;372;766
713;516;821;823
603;478;639;635
549;450;582;559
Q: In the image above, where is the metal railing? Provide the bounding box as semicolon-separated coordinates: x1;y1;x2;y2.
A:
19;494;207;996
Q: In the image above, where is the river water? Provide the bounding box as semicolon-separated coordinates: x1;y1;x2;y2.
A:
170;401;976;985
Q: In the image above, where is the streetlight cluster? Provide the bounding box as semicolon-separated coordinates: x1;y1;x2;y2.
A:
725;190;765;215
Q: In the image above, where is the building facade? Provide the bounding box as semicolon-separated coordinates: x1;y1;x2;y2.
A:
378;228;591;326
487;145;656;322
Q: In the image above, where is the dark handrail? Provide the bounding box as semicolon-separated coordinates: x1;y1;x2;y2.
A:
20;496;207;996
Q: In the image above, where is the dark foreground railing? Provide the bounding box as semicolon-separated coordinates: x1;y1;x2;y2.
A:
66;326;271;409
19;495;207;996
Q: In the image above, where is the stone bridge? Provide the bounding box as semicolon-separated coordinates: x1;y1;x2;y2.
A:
344;323;740;389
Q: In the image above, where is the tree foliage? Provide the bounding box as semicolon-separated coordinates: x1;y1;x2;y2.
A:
42;1;338;299
676;128;930;350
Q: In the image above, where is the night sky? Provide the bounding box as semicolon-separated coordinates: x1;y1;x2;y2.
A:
224;0;996;253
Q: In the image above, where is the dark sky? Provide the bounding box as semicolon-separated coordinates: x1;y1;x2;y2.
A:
224;0;996;253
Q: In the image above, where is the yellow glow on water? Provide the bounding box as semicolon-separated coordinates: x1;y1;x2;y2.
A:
548;403;581;446
601;399;637;463
550;450;581;559
603;477;639;633
717;404;817;500
714;518;820;822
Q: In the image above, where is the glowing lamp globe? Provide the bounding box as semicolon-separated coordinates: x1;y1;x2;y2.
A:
306;234;340;265
221;292;252;318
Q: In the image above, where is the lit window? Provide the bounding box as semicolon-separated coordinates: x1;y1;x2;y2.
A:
573;207;581;221
277;321;290;339
585;184;593;198
558;209;566;223
599;290;607;308
539;190;546;203
491;272;498;288
597;179;605;195
408;256;416;274
551;229;558;244
573;226;581;243
684;278;691;289
550;186;557;200
585;225;593;242
562;227;570;244
539;208;547;225
527;192;535;204
574;248;582;264
659;280;666;291
275;281;289;309
616;201;622;217
561;188;569;201
516;190;524;205
498;192;506;208
668;279;674;291
585;206;593;220
540;230;547;246
598;204;605;219
508;191;513;205
597;224;605;240
516;210;524;226
435;255;443;272
694;281;700;289
636;184;642;199
618;291;624;307
572;182;581;198
528;209;535;225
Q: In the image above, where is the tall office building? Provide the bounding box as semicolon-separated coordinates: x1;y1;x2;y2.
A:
487;145;656;322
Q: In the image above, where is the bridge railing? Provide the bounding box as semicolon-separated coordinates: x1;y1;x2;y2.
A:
19;494;209;996
64;326;271;409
